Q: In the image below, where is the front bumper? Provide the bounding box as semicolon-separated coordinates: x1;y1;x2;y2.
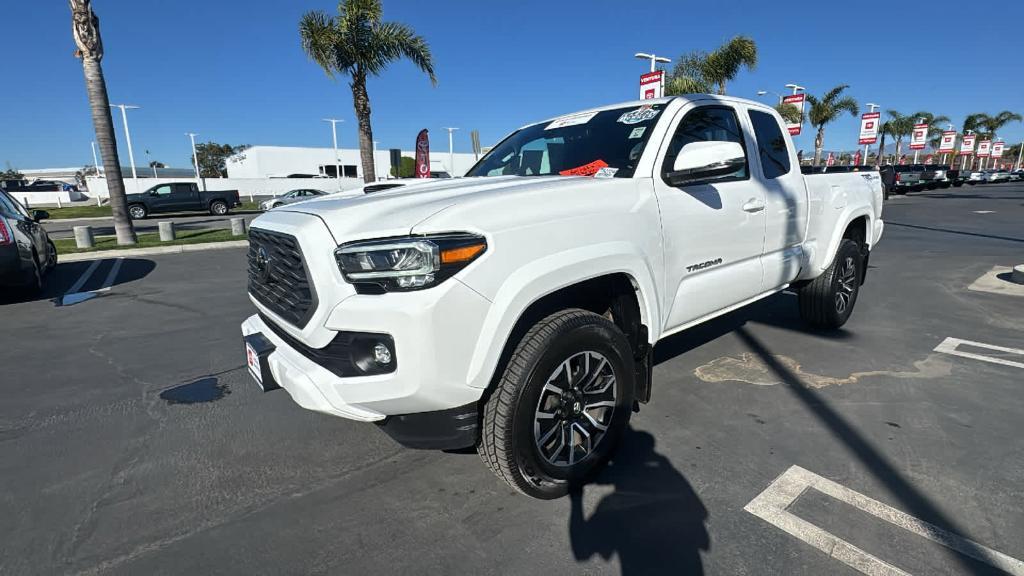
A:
240;275;492;423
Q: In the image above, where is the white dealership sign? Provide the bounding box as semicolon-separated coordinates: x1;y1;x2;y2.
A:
858;112;880;144
909;123;928;150
782;94;805;136
991;141;1005;158
639;71;664;100
959;134;976;155
937;131;957;153
976;140;992;157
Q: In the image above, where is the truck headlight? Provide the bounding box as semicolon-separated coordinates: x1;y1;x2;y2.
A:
335;233;486;292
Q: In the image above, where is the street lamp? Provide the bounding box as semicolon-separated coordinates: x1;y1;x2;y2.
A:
784;84;805;95
634;52;671;73
109;103;139;181
372;141;380;181
443;127;459;177
186;133;201;187
756;89;783;104
322;118;343;186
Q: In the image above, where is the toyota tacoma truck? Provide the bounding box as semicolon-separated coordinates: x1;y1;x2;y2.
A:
241;95;884;499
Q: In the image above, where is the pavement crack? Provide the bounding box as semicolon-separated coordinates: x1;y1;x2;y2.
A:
694;353;952;388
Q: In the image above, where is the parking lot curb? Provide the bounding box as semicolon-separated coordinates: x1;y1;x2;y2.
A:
59;240;249;262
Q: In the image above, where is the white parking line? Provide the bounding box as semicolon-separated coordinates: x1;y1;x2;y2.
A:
745;465;1024;576
94;257;123;292
65;259;103;294
933;337;1024;369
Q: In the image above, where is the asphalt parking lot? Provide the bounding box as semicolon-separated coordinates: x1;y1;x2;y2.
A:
2;183;1023;575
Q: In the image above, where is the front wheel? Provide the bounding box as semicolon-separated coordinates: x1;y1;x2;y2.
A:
798;239;863;329
210;200;229;215
45;240;57;273
479;309;635;499
128;204;147;219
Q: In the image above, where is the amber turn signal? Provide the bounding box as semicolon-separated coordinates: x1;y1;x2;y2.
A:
441;243;486;264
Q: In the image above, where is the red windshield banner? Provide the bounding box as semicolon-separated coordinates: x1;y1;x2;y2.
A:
415;129;430;178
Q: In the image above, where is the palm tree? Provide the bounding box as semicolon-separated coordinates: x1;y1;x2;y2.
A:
666;35;757;96
69;0;135;245
976;111;1023;141
884;111;914;165
300;0;436;183
774;102;803;125
914;111;950;150
806;85;859;165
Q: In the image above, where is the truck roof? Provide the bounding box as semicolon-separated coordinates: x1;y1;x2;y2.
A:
522;94;776;132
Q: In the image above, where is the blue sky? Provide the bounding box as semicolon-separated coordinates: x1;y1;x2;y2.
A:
2;0;1022;169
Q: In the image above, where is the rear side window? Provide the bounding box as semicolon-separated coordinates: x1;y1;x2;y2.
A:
748;110;791;179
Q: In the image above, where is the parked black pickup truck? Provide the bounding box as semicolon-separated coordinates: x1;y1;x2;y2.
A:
125;182;241;219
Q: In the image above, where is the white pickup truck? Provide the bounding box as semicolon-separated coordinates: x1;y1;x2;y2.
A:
241;95;884;499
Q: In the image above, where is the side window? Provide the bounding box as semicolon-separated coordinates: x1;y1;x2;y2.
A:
748;110;791;179
151;185;172;196
0;191;23;218
662;106;748;183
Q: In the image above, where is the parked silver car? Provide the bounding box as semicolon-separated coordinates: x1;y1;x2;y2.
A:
259;189;327;210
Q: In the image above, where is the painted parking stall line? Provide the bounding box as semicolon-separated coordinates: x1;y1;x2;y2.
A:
95;257;124;292
56;258;123;306
934;337;1024;369
745;465;1024;576
65;259;103;294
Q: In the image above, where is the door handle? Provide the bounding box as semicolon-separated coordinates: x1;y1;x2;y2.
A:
742;198;765;213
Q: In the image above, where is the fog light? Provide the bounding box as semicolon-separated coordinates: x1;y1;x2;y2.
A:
373;342;393;365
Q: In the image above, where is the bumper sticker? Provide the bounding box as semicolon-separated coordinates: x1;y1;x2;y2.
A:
618;106;658;125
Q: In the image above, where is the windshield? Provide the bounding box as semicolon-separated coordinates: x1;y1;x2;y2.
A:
466;104;666;179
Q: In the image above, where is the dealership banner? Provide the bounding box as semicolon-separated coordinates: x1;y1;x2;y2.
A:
937;131;957;153
991;141;1005;158
959;134;976;155
858;112;880;144
415;129;430;178
909;123;928;150
639;71;664;100
976;140;992;158
826;152;835;166
782;94;805;135
853;151;862;165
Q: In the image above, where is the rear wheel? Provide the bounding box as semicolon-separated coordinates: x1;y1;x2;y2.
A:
128;204;147;219
479;309;635;499
45;240;57;273
210;200;228;215
798;239;863;329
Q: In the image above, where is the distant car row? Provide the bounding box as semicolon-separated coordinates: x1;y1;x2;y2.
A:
880;164;1022;195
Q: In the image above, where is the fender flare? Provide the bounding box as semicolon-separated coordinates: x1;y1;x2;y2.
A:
818;208;873;273
463;241;660;389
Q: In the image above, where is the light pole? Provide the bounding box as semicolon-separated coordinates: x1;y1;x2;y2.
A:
373;140;380;181
90;141;101;175
109;103;139;181
864;103;879;163
785;83;805;95
941;123;953;165
443;127;459;176
322;118;343;187
186;132;201;189
634;52;671;73
963;130;974;170
756;89;783;105
1016;140;1024;171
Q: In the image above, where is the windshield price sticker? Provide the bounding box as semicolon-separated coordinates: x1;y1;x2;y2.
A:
558;159;609;177
618;106;659;125
628;126;647;139
594;167;619;178
545;111;598;130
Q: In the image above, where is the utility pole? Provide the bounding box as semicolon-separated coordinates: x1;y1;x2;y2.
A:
864;103;880;163
110;103;139;181
1016;139;1024;171
443;127;459;176
186;132;202;190
634;52;671;73
322;118;343;187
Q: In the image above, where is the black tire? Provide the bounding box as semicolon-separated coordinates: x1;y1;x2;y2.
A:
20;251;44;296
272;202;283;209
44;240;57;273
479;309;635;499
128;204;147;219
210;200;229;216
798;239;863;329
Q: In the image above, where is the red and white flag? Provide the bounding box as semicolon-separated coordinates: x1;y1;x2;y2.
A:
415;129;430;178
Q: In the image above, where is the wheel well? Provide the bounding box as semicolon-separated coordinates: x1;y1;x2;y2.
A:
843;216;868;247
209;198;226;207
490;273;653;403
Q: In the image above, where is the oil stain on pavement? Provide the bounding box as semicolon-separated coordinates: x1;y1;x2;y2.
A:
160;377;231;404
694;353;952;388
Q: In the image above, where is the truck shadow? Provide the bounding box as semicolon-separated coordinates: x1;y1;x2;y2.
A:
569;427;708;575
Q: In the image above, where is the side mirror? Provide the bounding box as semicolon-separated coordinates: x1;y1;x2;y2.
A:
666;141;746;187
32;210;49;222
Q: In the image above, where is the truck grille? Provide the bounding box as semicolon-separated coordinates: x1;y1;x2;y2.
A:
247;228;317;328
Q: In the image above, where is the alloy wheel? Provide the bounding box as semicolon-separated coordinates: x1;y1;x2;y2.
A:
835;256;857;314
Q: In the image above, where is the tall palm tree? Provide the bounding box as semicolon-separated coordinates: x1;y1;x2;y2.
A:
300;0;436;183
976;110;1023;141
666;35;757;96
69;0;135;245
806;85;859;166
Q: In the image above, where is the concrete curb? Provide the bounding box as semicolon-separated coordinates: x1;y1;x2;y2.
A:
59;240;249;262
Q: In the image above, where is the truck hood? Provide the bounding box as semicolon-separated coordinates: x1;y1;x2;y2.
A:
272;176;606;242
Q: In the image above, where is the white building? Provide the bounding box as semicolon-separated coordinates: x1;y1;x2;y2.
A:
226;145;481;179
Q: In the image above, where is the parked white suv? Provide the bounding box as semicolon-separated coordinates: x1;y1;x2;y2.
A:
241;96;884;498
